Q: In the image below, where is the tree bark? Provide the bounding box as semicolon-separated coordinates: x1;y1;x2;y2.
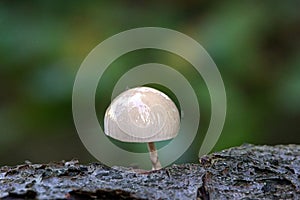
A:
0;144;299;199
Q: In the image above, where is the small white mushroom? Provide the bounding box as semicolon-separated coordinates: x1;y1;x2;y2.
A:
104;86;180;170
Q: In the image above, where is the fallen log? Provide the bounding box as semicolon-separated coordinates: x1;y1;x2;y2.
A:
0;144;299;199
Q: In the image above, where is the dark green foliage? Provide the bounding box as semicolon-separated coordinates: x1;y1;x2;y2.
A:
0;1;299;165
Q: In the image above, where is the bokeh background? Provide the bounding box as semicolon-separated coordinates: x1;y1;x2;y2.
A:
1;1;299;166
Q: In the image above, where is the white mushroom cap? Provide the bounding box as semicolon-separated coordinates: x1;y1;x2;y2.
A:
104;87;180;143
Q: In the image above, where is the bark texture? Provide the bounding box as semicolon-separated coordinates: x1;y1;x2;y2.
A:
0;144;299;199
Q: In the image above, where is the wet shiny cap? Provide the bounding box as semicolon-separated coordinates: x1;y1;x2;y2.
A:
104;87;180;142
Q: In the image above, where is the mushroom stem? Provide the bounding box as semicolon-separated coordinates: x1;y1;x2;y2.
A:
147;142;162;170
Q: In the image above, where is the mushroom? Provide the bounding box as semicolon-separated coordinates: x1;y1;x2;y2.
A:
104;86;180;170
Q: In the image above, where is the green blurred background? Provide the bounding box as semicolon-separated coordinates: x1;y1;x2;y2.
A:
1;1;299;166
